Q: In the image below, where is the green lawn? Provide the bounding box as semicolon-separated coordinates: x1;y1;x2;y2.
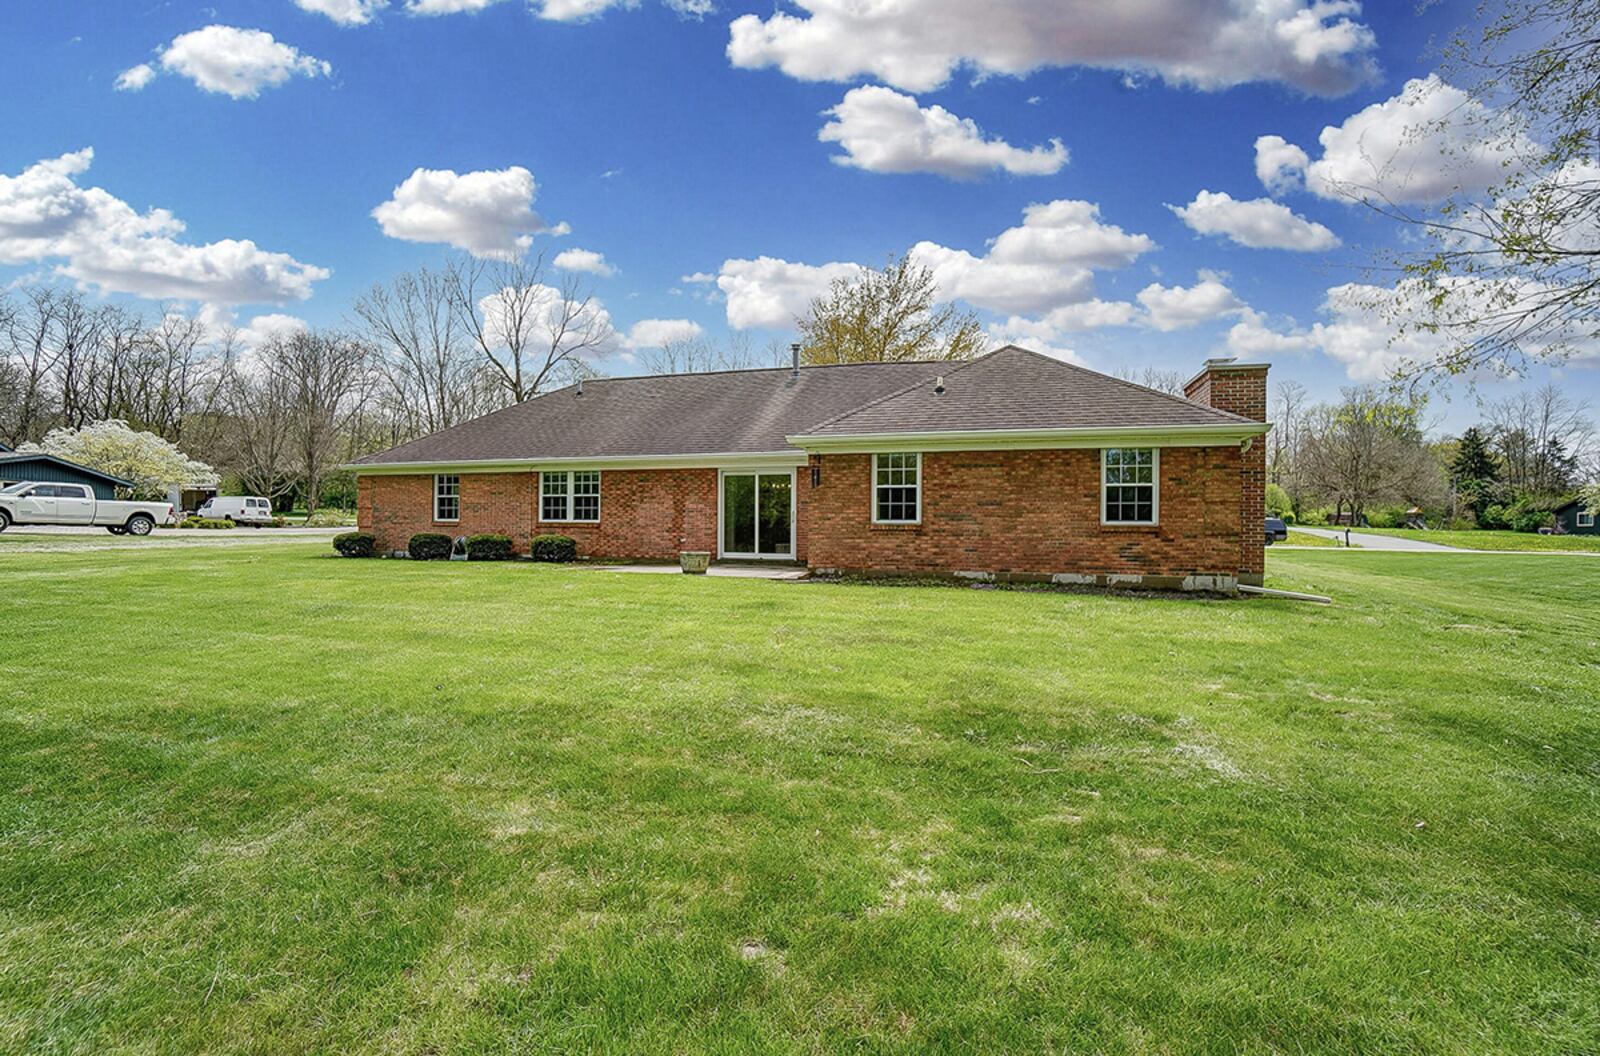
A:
1352;527;1600;552
2;544;1597;1054
1283;529;1343;547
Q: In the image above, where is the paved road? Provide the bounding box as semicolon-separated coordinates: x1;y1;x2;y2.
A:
1291;527;1464;551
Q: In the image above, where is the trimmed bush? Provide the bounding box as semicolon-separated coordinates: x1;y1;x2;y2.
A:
333;532;376;558
179;517;235;530
408;532;453;561
466;534;515;561
531;534;577;563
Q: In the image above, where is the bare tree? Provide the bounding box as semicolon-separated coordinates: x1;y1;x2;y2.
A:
1115;366;1186;395
354;266;503;438
218;343;299;506
261;330;374;515
445;255;613;403
1482;384;1593;496
1269;380;1309;501
640;332;783;374
1;287;72;445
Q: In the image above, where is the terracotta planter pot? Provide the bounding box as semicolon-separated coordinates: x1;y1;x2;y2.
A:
679;550;711;574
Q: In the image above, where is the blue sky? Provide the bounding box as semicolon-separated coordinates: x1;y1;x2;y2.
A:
2;0;1591;432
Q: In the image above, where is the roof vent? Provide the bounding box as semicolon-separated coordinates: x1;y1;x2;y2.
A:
575;377;584;396
790;343;801;378
934;374;945;395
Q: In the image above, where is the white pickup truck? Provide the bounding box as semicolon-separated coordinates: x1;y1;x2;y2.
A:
0;481;175;536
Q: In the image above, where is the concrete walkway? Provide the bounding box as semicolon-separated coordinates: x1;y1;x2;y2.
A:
1291;527;1465;551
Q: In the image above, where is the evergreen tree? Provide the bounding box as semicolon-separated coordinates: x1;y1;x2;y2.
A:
1450;426;1499;517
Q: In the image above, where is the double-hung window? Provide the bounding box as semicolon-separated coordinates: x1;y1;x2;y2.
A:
542;470;601;522
1579;509;1595;528
873;453;920;524
1102;448;1158;525
434;474;460;522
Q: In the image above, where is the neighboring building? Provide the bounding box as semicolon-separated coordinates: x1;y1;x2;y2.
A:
1553;497;1598;536
0;451;134;499
351;347;1272;591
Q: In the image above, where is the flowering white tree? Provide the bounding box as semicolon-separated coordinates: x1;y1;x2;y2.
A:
24;419;217;499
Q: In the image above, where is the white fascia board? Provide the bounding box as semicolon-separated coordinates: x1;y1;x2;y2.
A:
786;422;1270;453
343;450;808;475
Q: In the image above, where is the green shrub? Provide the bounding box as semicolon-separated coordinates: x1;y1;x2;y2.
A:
179;517;235;530
1300;507;1331;526
332;532;376;558
1281;511;1296;526
408;532;453;560
305;509;356;528
1365;505;1410;529
1511;506;1552;533
531;534;577;563
1265;483;1293;518
466;534;515;561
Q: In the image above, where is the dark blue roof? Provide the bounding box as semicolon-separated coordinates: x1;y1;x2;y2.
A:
0;451;135;488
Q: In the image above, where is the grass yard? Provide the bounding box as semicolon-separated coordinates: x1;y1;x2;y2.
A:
2;544;1597;1054
1282;529;1343;547
1353;527;1600;552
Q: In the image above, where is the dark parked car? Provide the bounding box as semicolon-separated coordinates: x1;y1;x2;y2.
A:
1264;517;1289;545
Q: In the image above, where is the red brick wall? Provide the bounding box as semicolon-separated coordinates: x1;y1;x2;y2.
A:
359;472;534;553
1184;363;1269;582
534;468;718;560
798;448;1245;579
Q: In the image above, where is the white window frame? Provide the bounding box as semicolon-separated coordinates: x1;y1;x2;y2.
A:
541;470;601;523
1578;509;1595;528
1101;448;1160;526
871;452;922;525
433;474;460;523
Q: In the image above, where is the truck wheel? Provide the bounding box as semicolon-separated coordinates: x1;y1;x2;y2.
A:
0;510;9;533
126;514;155;537
107;526;128;535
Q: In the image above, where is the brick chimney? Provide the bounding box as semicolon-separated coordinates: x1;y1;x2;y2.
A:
1186;357;1270;587
1184;357;1269;420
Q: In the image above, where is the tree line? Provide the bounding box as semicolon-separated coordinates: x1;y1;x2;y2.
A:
1267;381;1597;529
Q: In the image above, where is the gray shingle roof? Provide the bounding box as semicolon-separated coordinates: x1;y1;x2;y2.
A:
353;346;1259;466
795;346;1258;438
354;360;941;464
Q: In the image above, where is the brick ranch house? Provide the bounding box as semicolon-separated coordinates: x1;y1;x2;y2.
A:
352;346;1272;591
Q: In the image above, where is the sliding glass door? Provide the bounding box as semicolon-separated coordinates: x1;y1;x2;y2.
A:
720;471;793;558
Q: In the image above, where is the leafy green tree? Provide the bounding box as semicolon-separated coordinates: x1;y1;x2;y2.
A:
25;419;216;500
798;253;985;365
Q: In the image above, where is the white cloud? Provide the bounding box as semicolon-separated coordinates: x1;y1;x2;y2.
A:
115;64;156;92
132;25;332;100
716;257;865;329
819;86;1067;179
909;199;1154;314
983;323;1087;365
0;150;328;304
294;0;388;25
372;165;549;260
712;198;1153;328
728;0;1378;96
552;248;615;276
1268;75;1530;205
406;0;506;13
1169;190;1340;251
623;318;704;349
1254;134;1309;195
1224;307;1319;359
235;312;311;349
1136;273;1244;331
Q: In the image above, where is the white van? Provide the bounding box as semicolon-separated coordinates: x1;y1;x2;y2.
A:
198;495;276;525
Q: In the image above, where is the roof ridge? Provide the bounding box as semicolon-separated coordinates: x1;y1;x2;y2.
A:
581;355;976;386
1001;345;1257;425
792;349;1000;436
